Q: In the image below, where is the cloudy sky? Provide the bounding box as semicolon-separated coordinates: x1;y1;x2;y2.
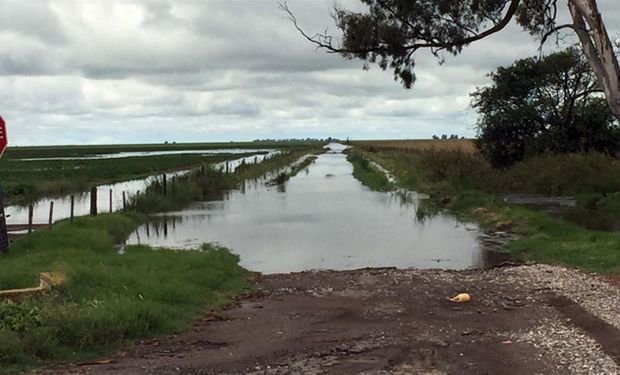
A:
1;0;619;146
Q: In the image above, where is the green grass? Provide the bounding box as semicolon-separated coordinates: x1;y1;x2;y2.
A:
0;213;251;373
0;153;261;205
361;148;620;195
360;147;620;275
346;151;393;192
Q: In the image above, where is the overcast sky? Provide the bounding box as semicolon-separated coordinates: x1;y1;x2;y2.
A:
1;0;619;146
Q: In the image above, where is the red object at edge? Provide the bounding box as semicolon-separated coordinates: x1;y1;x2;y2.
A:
0;115;6;158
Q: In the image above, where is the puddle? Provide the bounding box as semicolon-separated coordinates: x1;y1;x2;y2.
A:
5;152;278;226
128;144;487;274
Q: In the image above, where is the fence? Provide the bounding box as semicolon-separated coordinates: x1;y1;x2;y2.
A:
3;173;177;246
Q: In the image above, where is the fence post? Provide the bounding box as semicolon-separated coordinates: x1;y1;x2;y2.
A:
28;205;34;233
48;201;54;230
109;189;113;213
163;174;167;197
0;189;9;253
90;187;98;216
70;195;75;223
122;191;126;210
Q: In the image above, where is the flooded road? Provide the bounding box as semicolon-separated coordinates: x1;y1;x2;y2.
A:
128;144;483;274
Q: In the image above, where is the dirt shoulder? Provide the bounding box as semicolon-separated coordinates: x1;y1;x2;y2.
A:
46;265;620;374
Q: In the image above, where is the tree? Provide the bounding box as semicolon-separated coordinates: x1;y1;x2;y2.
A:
471;48;620;167
281;0;620;121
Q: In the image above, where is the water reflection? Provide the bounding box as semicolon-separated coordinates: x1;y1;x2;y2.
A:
128;143;484;274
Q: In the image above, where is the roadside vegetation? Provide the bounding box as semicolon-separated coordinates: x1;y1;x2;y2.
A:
0;213;251;373
356;146;620;274
0;153;262;205
346;150;393;192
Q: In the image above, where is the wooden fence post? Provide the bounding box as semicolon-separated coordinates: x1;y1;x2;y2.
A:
70;195;75;223
163;174;167;197
48;201;54;230
90;187;97;216
122;191;126;210
28;205;34;233
0;190;9;253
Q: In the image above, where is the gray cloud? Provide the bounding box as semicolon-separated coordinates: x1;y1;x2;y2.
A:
0;0;618;145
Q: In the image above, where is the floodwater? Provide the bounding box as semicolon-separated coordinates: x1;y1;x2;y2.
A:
5;152;276;226
18;148;275;161
128;144;484;274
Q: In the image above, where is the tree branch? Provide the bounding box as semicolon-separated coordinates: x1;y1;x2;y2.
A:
540;24;577;46
280;0;521;55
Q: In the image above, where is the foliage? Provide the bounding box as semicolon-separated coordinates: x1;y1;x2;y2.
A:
0;214;251;372
285;0;620;123
471;48;620;166
362;147;620;197
285;0;561;88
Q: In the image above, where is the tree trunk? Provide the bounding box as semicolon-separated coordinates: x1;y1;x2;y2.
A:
568;0;620;121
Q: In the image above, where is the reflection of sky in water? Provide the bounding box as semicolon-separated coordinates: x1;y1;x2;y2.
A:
128;144;483;274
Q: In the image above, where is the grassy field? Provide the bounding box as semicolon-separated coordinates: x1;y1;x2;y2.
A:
0;153;262;205
4;140;326;159
0;214;251;373
351;139;477;153
355;144;620;275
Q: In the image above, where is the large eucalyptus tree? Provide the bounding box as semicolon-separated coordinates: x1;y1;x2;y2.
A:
282;0;620;121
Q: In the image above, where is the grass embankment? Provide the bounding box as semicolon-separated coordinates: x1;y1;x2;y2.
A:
0;153;262;205
3;140;326;159
133;148;324;213
0;214;250;373
345;151;393;192
357;146;620;274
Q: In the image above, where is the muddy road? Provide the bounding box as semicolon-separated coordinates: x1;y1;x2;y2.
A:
47;264;620;374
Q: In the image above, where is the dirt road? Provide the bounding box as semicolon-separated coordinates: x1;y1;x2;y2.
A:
47;264;620;374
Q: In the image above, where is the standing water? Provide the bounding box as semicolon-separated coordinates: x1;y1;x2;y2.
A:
128;144;484;274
